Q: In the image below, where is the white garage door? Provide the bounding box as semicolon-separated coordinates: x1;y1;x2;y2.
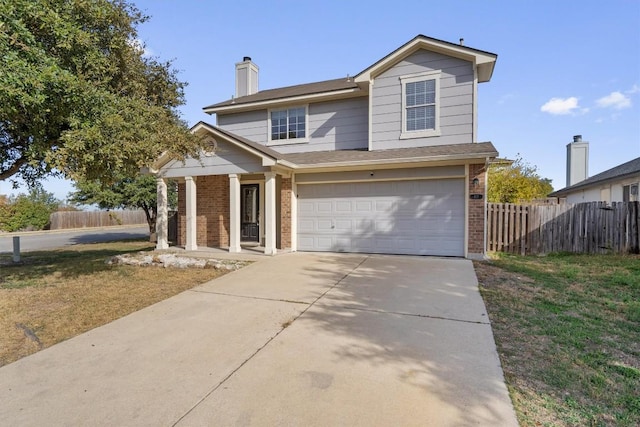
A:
297;179;465;256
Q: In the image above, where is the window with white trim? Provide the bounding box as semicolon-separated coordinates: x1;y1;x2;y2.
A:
400;71;441;139
269;106;307;142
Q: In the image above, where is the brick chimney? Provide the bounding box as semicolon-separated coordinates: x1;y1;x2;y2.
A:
235;57;258;98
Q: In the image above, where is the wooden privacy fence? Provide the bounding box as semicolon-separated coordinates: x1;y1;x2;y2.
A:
487;201;640;255
49;210;147;230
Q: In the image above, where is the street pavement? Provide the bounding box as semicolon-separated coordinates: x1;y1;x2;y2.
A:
0;225;148;253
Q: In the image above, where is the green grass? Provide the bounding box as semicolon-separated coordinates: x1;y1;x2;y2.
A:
475;253;640;427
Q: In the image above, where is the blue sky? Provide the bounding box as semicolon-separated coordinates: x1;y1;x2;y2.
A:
2;0;639;200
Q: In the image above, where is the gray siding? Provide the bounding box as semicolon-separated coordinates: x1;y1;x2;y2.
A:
295;165;465;185
216;97;368;154
217;110;268;145
371;50;474;150
278;97;368;153
160;140;267;178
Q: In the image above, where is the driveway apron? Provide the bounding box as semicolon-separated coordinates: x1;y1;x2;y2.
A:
0;253;518;427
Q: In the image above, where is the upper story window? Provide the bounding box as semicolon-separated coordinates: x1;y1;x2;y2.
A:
269;106;307;144
400;71;441;139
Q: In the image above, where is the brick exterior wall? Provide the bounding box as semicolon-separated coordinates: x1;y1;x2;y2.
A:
201;175;230;247
279;177;292;250
176;176;230;248
468;163;487;255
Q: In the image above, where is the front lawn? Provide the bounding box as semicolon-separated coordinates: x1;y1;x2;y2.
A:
475;253;640;427
0;241;236;367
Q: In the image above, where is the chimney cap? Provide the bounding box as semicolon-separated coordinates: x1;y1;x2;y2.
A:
459;38;464;46
242;56;252;62
573;135;582;142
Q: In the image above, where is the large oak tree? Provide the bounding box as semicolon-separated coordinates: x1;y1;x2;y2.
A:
0;0;201;186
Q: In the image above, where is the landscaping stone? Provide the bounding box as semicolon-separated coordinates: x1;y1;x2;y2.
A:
107;252;249;270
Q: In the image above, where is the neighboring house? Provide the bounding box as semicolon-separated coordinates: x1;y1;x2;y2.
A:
550;157;640;203
549;136;640;203
152;35;498;258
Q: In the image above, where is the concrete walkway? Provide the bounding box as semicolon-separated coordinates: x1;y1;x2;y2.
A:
0;253;518;427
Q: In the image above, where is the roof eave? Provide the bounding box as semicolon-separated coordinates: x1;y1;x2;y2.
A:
550;170;640;197
203;87;365;114
293;151;498;171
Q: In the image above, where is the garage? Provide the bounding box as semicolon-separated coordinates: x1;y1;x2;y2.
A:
296;179;465;256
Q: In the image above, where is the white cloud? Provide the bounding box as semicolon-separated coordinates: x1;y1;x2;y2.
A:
596;91;632;109
540;97;582;115
626;84;640;94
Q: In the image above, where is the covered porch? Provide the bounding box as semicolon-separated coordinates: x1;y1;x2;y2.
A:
152;123;295;255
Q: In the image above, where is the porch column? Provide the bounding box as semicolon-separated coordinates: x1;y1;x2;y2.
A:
185;176;198;251
155;177;169;250
229;174;241;253
264;171;277;255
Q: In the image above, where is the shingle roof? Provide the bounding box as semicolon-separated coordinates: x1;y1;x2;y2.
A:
549;156;640;197
207;123;283;159
204;35;497;113
192;123;497;168
281;142;498;167
204;78;361;110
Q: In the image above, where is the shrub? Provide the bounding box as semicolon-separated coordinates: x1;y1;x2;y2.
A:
0;188;60;232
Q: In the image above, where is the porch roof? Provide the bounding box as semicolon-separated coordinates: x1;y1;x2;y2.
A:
282;142;498;168
156;123;498;174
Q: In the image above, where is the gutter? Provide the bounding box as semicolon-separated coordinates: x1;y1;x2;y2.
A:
204;88;365;114
285;152;499;171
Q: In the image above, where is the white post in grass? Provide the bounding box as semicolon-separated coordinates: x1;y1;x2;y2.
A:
12;236;20;263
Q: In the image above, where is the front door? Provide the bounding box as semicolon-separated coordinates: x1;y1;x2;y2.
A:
241;184;260;242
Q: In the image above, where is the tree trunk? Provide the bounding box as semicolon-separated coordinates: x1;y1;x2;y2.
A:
141;204;156;243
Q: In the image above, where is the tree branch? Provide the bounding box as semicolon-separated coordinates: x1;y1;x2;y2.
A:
0;157;27;181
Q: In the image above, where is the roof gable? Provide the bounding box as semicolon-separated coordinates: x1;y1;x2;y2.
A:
354;34;497;83
153;122;294;172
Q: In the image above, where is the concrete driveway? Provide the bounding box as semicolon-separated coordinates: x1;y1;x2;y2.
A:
0;253;518;427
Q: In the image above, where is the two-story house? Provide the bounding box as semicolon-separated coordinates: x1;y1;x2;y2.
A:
153;35;498;258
